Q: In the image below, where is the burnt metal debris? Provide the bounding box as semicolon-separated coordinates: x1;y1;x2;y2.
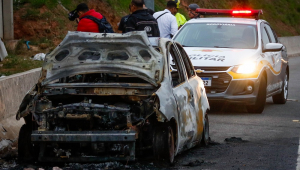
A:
15;31;210;164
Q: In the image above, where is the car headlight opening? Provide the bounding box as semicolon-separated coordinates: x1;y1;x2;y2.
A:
232;62;257;74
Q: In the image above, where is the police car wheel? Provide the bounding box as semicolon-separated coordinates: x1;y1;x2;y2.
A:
246;76;266;113
272;72;288;104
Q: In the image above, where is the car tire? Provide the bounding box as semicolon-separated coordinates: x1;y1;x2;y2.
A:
201;114;209;146
18;124;34;163
272;72;288;104
246;75;267;113
153;124;175;166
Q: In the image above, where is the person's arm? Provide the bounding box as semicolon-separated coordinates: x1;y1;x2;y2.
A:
124;16;136;33
118;18;125;32
170;16;178;38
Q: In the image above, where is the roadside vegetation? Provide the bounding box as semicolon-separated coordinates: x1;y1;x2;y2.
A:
0;0;299;76
0;55;43;76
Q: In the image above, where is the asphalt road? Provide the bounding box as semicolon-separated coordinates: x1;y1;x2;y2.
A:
174;56;300;170
1;57;300;170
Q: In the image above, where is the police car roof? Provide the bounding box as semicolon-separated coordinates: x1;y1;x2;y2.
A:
186;17;264;25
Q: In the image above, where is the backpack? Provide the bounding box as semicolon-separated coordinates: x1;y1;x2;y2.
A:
128;12;160;37
82;15;114;33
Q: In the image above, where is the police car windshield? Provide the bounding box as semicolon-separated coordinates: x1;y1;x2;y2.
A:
174;23;258;49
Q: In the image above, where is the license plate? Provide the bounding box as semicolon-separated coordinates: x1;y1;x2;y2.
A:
201;77;212;86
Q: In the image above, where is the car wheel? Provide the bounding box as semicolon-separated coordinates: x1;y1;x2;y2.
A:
153;124;175;166
18;124;34;163
246;75;266;113
201;114;209;146
272;72;288;104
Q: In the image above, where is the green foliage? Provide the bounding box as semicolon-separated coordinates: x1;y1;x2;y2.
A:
45;0;58;9
29;0;47;8
25;0;57;9
106;0;131;16
3;55;19;69
60;0;77;10
40;11;52;19
13;0;30;10
22;8;40;20
0;55;43;76
29;37;53;47
21;9;53;20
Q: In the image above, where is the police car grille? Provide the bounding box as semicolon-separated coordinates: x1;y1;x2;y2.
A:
194;66;231;72
197;72;232;93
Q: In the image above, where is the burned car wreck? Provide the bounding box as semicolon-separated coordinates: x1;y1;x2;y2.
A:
16;31;210;164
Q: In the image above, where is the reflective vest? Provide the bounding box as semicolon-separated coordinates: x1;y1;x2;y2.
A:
175;13;187;27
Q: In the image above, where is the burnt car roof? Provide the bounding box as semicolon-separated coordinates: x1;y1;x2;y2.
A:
40;31;165;87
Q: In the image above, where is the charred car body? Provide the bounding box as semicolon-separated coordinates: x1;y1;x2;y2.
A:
16;31;210;164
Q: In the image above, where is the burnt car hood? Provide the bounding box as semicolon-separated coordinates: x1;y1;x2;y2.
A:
40;31;164;86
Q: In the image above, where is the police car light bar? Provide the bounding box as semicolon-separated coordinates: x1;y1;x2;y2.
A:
195;9;263;19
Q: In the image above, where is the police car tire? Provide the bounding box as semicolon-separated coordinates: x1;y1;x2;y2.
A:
246;76;266;113
272;73;288;104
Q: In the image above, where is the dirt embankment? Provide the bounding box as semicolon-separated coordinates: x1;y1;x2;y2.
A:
12;0;300;44
14;0;122;46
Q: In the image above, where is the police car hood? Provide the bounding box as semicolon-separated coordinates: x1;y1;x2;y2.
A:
39;31;164;86
184;47;260;67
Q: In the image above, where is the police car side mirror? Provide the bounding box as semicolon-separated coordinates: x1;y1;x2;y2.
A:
263;43;283;52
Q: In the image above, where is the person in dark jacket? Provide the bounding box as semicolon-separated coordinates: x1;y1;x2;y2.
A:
76;3;103;33
118;15;130;33
123;0;160;37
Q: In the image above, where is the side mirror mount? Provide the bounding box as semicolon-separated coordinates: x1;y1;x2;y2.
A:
263;43;283;52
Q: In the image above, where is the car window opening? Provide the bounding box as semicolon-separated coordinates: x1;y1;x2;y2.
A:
169;45;185;87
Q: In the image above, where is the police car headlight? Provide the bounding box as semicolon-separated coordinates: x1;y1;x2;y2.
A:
232;62;257;74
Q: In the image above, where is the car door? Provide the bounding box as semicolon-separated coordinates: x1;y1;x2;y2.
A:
168;42;197;151
261;22;281;93
264;23;285;90
175;43;205;145
261;22;275;94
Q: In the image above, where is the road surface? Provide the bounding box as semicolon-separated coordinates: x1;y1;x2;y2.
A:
1;56;300;170
174;56;300;170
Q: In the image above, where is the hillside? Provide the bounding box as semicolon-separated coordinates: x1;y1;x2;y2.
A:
0;0;299;76
13;0;300;41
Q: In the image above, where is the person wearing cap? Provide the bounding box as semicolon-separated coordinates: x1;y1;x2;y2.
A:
153;1;178;39
172;0;187;29
76;3;104;33
188;3;200;19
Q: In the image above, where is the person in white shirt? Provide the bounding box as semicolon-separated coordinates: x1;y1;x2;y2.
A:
153;1;178;39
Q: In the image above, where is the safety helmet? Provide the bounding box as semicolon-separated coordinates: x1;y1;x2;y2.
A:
172;0;180;8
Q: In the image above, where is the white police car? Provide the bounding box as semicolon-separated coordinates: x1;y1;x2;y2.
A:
173;9;289;113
